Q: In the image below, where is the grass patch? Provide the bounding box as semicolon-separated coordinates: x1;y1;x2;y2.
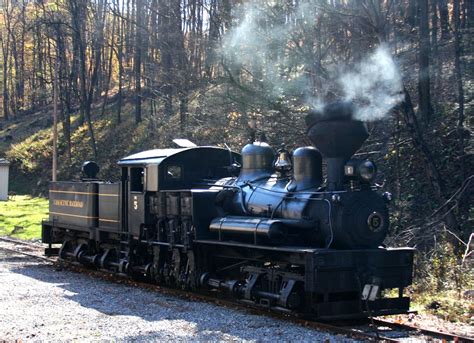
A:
410;246;474;323
0;195;48;240
411;290;474;323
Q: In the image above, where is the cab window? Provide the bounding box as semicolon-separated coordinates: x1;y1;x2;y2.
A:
130;167;144;192
166;165;182;180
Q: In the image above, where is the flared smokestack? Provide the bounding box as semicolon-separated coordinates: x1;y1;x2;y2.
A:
306;102;369;191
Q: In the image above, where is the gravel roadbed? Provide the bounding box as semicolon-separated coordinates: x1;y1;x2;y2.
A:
0;246;353;342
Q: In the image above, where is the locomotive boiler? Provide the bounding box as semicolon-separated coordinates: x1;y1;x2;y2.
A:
211;102;390;249
42;102;414;320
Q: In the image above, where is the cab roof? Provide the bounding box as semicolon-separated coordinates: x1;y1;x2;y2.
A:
117;146;238;166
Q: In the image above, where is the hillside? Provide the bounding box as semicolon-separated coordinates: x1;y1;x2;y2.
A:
0;90;241;195
1;98;137;194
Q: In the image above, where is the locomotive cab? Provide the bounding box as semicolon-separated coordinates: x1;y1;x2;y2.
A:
116;147;241;239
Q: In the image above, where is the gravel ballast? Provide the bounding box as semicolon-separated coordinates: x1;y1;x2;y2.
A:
0;247;352;341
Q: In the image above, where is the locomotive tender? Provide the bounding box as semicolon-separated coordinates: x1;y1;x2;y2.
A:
42;102;414;319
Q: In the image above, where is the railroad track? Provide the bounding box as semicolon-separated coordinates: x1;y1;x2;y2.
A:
0;236;55;263
0;237;472;342
371;318;473;342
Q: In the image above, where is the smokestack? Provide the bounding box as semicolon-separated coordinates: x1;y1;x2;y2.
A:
306;102;369;191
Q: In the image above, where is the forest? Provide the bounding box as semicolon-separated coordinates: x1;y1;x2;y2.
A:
0;0;472;322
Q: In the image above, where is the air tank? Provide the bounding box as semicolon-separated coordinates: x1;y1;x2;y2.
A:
289;147;322;191
239;142;275;181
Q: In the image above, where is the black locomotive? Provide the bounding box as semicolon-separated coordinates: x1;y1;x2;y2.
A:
42;102;414;320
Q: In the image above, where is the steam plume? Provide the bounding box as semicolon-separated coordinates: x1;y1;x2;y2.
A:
220;1;404;122
220;2;314;99
338;45;404;121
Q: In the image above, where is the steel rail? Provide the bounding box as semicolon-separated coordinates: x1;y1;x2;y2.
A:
373;318;473;343
0;236;43;246
0;245;54;263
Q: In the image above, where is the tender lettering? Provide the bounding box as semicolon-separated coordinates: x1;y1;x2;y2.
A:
53;199;84;208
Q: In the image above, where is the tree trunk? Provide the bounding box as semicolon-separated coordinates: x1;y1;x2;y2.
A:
113;0;124;124
1;34;9;120
161;0;174;117
407;0;418;28
134;0;143;123
18;0;26;109
7;26;19;115
431;0;439;111
69;0;98;158
466;0;474;28
36;25;46;108
171;0;188;131
100;13;116;119
55;24;72;162
438;0;449;39
453;0;466;179
418;0;432;122
3;1;18;116
31;28;37;110
85;0;107;157
52;55;58;182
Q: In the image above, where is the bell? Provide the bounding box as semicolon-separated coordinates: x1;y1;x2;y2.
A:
274;145;292;176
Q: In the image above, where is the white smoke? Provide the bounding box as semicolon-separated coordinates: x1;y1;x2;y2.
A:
220;1;315;99
338;45;404;121
220;1;404;122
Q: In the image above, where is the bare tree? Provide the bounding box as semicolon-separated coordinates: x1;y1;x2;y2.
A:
0;31;9;120
134;0;143;123
453;0;466;179
418;0;432;122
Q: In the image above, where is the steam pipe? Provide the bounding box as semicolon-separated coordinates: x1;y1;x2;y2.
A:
326;158;346;191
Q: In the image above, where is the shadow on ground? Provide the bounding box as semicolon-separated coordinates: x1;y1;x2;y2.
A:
9;259;305;341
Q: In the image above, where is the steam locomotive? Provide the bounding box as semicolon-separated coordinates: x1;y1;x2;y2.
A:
42;102;414;320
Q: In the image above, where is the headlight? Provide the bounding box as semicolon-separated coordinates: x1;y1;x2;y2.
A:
358;160;376;182
383;192;392;203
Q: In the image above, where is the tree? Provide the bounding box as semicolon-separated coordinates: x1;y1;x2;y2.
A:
438;0;449;39
0;31;9;120
418;0;432;122
453;0;465;179
134;0;143;123
68;0;98;157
